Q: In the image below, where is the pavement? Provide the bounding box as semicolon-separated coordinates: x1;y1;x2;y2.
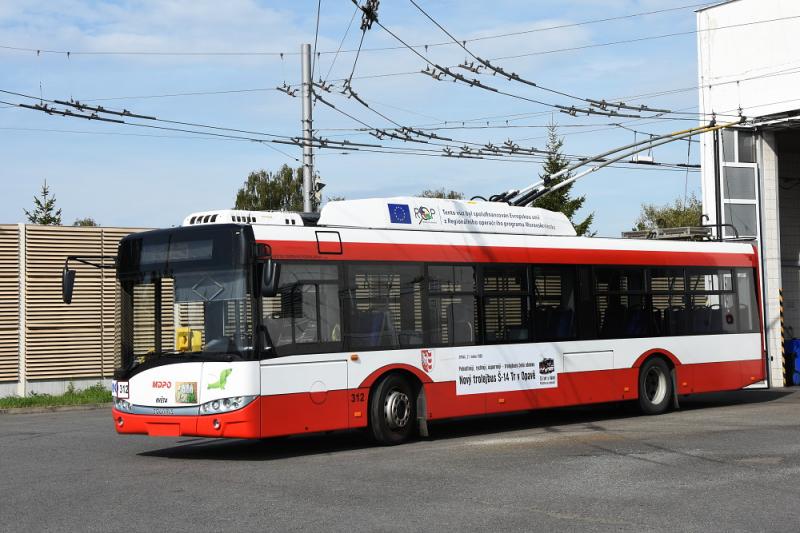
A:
1;389;799;532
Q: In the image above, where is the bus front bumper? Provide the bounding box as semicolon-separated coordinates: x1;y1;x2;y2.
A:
111;399;261;439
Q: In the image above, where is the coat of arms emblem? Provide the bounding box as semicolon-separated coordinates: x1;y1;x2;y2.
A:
421;349;434;373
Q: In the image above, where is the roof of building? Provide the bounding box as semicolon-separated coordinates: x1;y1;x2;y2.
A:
696;0;742;13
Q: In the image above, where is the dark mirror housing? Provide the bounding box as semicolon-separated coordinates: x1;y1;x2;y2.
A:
254;243;272;260
262;260;279;297
62;267;76;304
60;255;116;304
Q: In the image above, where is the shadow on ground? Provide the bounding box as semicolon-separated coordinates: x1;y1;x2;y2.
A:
139;388;795;462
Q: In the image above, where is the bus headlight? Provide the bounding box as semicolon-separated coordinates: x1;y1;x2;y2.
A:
114;398;133;412
199;395;256;414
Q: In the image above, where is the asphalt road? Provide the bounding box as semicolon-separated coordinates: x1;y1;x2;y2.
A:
2;389;800;532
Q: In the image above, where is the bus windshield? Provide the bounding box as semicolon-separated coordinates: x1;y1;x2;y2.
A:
116;225;256;372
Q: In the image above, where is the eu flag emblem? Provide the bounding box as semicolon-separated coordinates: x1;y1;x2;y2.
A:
388;203;411;224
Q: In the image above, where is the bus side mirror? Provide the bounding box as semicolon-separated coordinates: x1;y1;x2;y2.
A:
262;260;279;297
62;267;76;304
254;243;272;259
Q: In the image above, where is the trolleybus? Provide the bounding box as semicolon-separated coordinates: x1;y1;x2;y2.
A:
64;197;765;445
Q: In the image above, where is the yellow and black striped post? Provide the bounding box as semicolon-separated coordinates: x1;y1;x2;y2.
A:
780;288;787;386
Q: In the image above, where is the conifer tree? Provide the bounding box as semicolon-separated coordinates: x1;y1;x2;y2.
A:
530;122;594;236
24;180;62;225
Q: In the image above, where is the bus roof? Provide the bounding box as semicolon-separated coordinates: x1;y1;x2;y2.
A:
183;197;577;237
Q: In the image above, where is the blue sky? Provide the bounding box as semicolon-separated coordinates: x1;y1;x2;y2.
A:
0;0;707;236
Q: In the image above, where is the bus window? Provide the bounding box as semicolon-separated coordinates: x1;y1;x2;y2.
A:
649;268;687;336
344;264;424;350
595;268;650;338
687;268;737;334
262;263;340;354
482;266;530;343
736;269;759;333
533;266;576;341
427;265;476;346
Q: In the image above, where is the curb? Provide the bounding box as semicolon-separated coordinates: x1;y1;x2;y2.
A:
0;402;112;415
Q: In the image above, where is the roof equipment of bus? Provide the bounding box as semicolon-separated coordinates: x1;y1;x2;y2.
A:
182;210;306;227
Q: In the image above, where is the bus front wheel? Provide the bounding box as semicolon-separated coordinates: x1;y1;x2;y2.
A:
369;374;416;445
638;357;673;415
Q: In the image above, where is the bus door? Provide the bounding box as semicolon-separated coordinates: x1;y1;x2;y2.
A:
259;263;349;437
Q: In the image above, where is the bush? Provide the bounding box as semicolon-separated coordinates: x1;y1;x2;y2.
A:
0;382;111;409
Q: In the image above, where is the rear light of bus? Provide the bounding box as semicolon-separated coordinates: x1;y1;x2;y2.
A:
199;395;257;415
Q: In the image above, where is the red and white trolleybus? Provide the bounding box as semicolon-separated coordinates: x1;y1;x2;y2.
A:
76;197;764;445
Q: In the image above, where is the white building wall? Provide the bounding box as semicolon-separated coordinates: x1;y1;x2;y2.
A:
697;0;800;121
697;0;800;386
760;133;784;384
698;0;800;229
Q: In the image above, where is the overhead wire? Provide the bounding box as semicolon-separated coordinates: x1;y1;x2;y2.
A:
353;0;736;121
0;2;715;58
0;94;700;171
312;0;322;79
491;14;800;62
323;5;359;83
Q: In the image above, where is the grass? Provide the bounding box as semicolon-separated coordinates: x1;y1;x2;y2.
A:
0;382;112;409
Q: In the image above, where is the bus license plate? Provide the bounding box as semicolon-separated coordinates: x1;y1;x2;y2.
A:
113;381;129;399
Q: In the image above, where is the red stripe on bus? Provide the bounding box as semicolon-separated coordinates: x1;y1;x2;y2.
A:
264;240;757;268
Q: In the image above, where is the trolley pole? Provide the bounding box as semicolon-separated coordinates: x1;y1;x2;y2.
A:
301;43;314;213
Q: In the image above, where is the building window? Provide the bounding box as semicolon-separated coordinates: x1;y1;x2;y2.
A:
723;167;757;200
723;204;758;237
719;128;758;238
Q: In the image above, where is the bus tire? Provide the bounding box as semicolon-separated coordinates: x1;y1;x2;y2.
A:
638;357;673;415
369;374;416;445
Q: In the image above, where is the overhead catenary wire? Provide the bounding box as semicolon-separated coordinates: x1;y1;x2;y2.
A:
322;4;359;83
0;93;570;165
312;0;322;79
307;88;701;169
407;0;671;115
518;119;742;206
353;1;736;121
0;96;701;172
0;2;716;58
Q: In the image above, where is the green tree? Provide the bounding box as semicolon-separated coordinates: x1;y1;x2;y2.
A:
419;188;464;199
633;193;702;230
73;217;98;227
234;165;318;212
530;122;594;236
24;180;62;225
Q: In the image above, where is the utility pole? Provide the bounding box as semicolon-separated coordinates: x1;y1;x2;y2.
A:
301;43;314;213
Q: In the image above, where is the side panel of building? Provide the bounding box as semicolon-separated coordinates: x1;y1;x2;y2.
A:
0;225;145;396
0;225;19;386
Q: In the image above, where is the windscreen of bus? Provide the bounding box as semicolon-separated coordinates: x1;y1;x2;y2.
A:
116;225;256;372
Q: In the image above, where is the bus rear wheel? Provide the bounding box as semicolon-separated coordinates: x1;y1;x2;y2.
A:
369;374;416;445
638;358;673;415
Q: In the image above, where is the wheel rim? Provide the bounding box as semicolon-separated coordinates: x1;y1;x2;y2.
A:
383;388;411;430
644;366;668;405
